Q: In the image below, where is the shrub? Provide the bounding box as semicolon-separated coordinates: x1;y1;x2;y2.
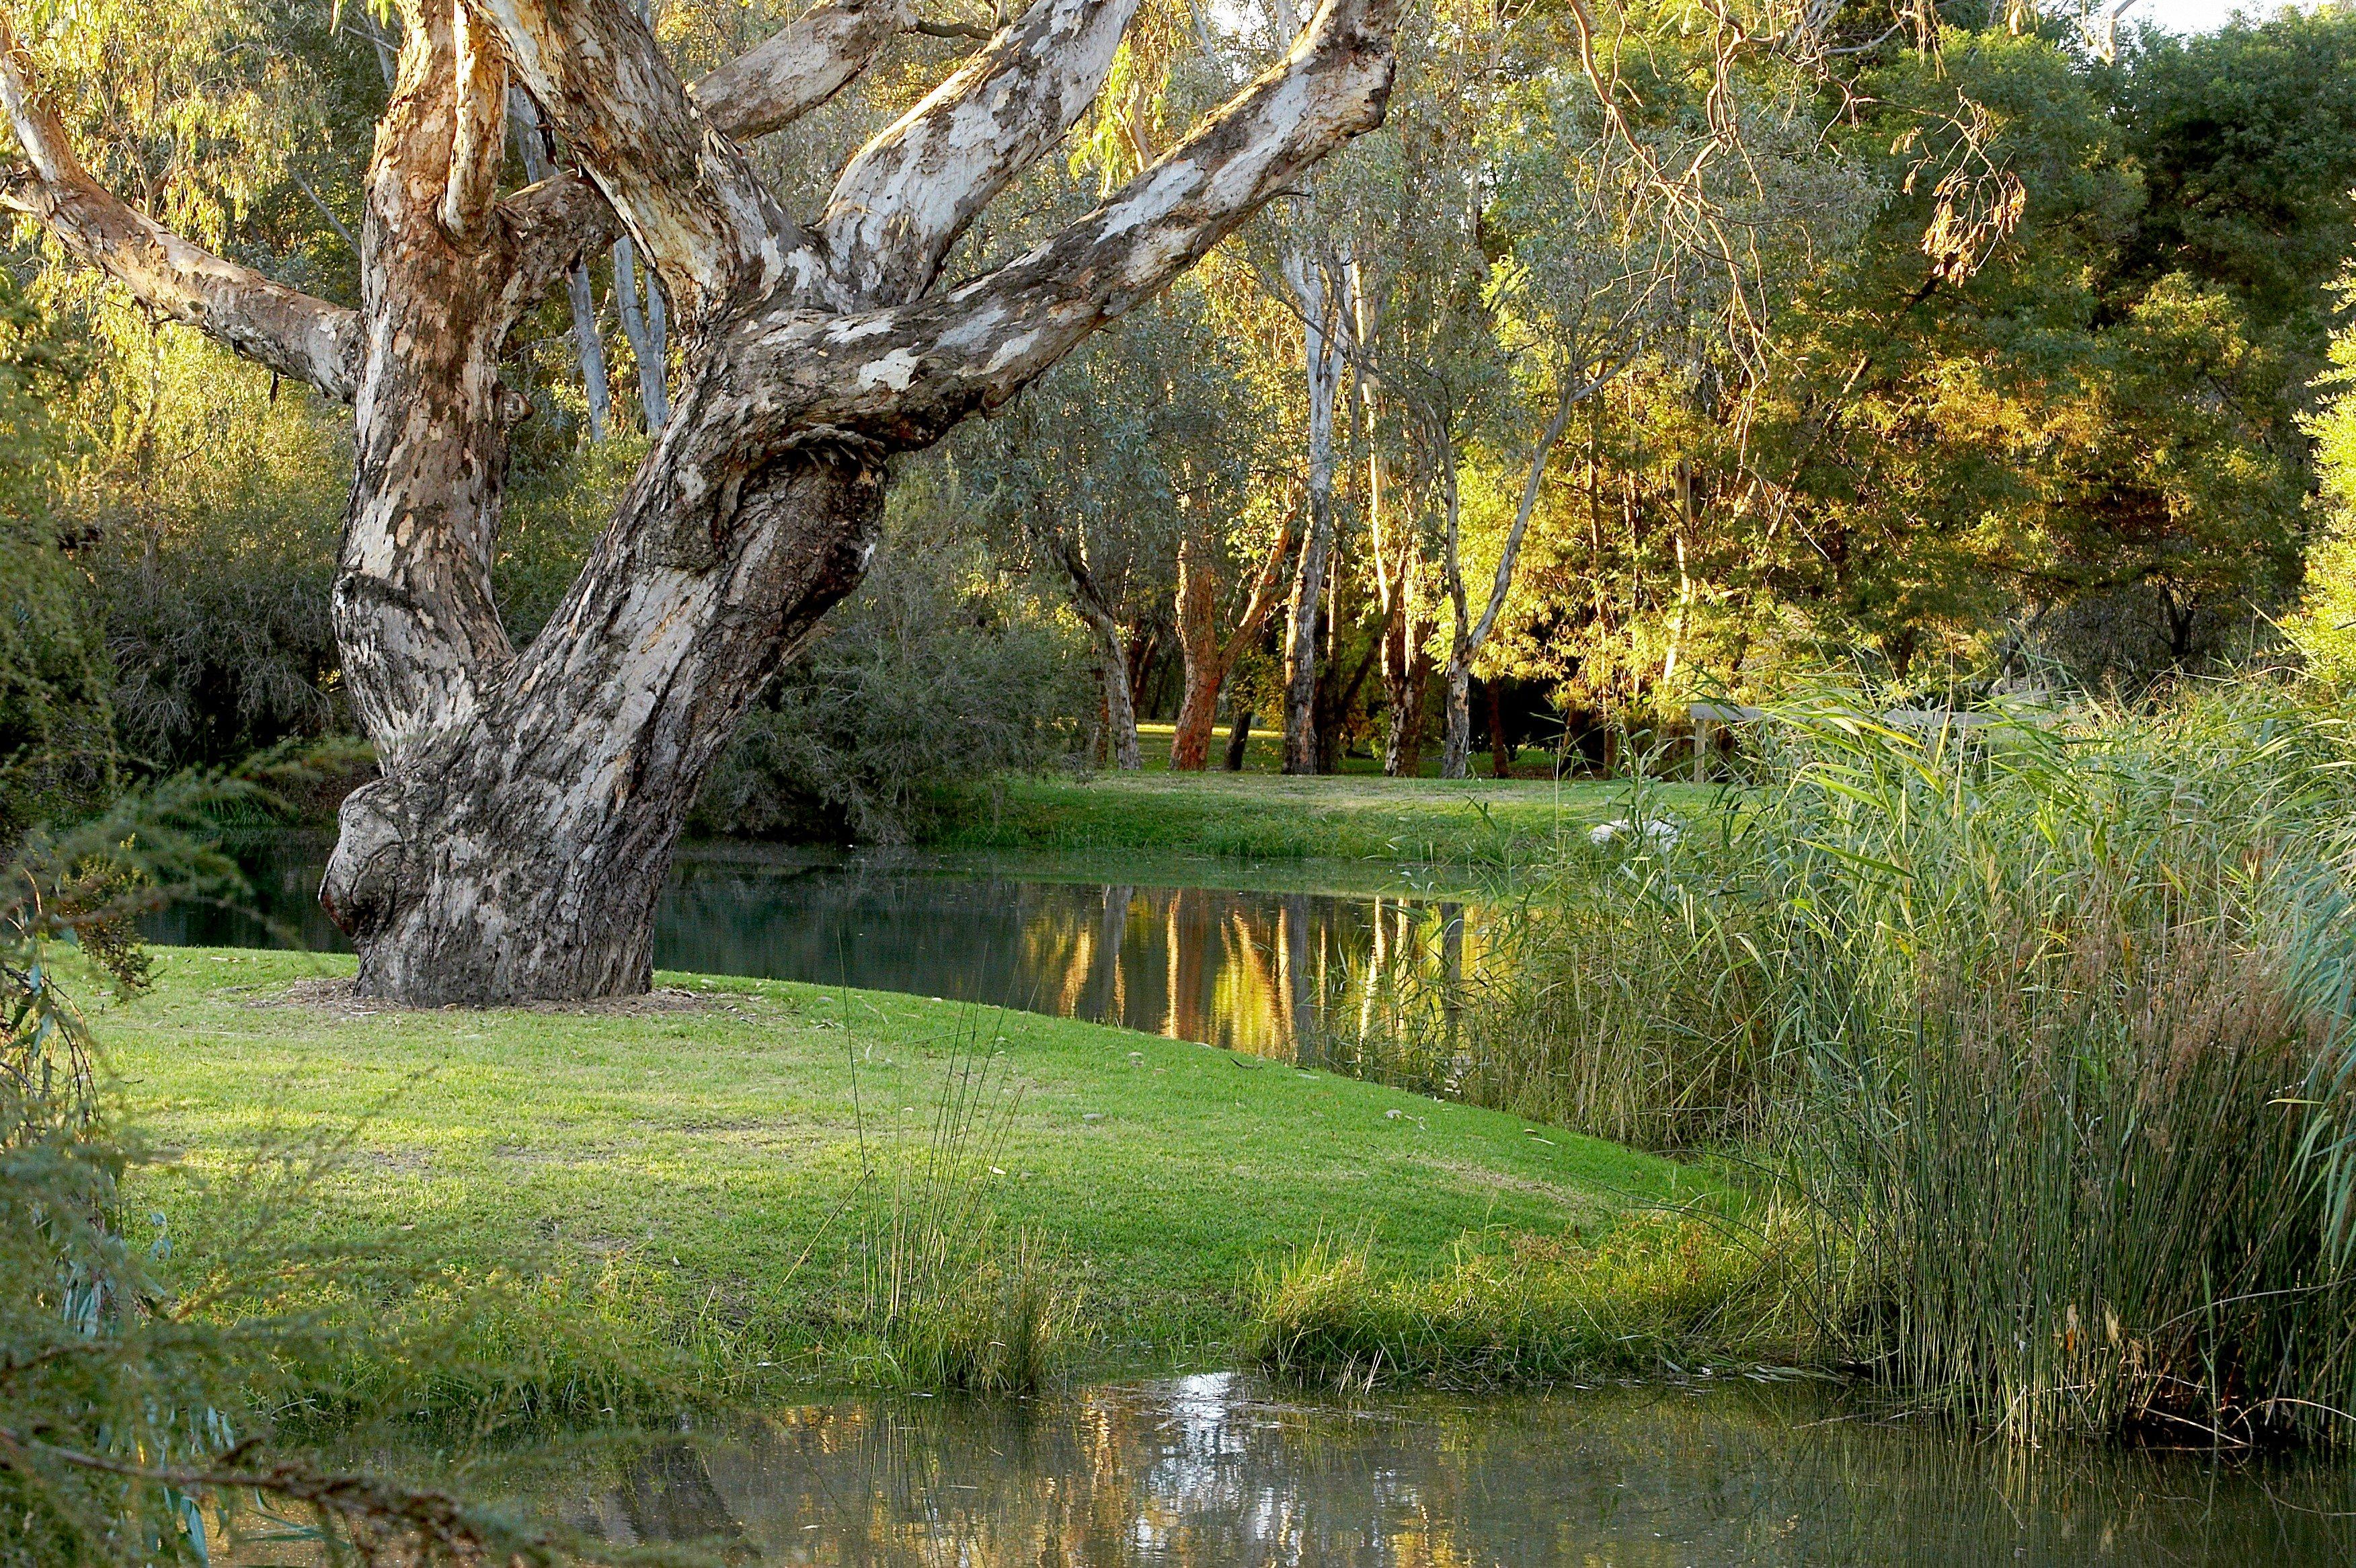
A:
693;505;1090;845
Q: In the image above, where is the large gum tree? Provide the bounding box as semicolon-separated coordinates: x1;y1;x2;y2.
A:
0;0;1402;1002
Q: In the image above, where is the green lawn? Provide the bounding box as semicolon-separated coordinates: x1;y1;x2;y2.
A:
100;949;1696;1403
929;767;1709;862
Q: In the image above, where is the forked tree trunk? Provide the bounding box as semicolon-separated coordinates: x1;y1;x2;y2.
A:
1085;607;1144;773
1;0;1402;1001
1170;526;1294;771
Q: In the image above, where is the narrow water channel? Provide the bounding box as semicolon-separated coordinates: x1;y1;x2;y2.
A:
254;1374;2356;1565
148;837;1481;1056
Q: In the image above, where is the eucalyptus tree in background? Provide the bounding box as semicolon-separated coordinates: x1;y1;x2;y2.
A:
1277;241;1350;774
0;0;1406;1002
1170;519;1296;770
508;87;611;438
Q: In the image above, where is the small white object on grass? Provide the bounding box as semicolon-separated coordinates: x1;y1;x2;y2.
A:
1589;817;1682;850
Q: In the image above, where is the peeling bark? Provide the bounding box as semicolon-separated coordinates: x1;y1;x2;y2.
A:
5;0;1403;1001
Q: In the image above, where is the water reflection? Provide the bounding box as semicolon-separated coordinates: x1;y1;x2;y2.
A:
288;1375;2356;1566
146;839;1484;1057
662;853;1480;1057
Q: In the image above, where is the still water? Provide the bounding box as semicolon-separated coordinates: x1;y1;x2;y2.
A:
264;1374;2356;1565
150;838;1478;1055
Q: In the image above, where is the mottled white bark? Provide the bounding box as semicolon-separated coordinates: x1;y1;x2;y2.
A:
1280;249;1345;775
4;0;1402;1001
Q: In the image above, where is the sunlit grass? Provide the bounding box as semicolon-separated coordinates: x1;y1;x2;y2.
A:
97;949;1698;1420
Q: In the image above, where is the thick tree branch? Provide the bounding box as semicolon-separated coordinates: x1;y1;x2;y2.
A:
694;0;913;140
470;0;814;324
0;15;362;400
438;1;510;243
733;0;1399;443
500;169;622;306
487;0;906;317
820;0;1147;306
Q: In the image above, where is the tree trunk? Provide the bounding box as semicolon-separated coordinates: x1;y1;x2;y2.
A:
613;234;670;433
1382;656;1427;777
1170;537;1224;771
1281;250;1343;776
3;0;1403;1001
1223;707;1254;771
1078;604;1143;773
510;91;609;440
1440;657;1472;780
1487;678;1513;777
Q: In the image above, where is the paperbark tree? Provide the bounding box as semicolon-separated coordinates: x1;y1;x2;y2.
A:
1044;531;1144;771
0;0;1402;1001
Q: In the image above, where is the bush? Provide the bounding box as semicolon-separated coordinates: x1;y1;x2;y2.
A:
67;340;350;771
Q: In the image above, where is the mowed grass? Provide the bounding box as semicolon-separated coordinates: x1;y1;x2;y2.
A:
97;949;1697;1405
930;768;1707;862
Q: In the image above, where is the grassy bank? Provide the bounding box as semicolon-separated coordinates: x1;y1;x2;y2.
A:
99;949;1723;1417
927;771;1706;863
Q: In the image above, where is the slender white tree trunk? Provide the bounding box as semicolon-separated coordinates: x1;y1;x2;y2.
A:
612;235;670;432
510;91;610;440
1282;250;1345;776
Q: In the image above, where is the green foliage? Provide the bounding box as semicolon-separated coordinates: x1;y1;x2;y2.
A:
0;273;109;840
13;322;352;775
694;493;1091;845
2113;9;2356;345
2287;303;2356;685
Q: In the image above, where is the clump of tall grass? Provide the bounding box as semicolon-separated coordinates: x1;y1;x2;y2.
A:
836;1028;1078;1394
1245;1216;1822;1390
1360;689;2356;1440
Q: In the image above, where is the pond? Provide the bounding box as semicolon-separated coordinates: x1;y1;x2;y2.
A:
259;1373;2356;1565
149;838;1487;1057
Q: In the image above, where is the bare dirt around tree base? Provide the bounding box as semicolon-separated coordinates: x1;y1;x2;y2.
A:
257;976;780;1021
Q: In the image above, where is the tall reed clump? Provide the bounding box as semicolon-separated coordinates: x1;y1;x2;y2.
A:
1748;695;2356;1441
840;1027;1078;1394
1360;689;2356;1440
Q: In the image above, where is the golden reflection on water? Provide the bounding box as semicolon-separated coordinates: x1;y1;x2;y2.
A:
654;857;1490;1065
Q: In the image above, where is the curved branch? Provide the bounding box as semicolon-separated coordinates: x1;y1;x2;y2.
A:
734;0;1400;442
489;0;909;317
694;0;913;141
820;0;1147;306
438;1;510;243
470;0;812;325
0;17;362;400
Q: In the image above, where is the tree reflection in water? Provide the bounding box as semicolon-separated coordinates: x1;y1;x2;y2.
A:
411;1374;2355;1565
651;851;1487;1063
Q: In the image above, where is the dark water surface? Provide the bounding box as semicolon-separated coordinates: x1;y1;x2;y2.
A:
148;838;1479;1055
263;1374;2356;1565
